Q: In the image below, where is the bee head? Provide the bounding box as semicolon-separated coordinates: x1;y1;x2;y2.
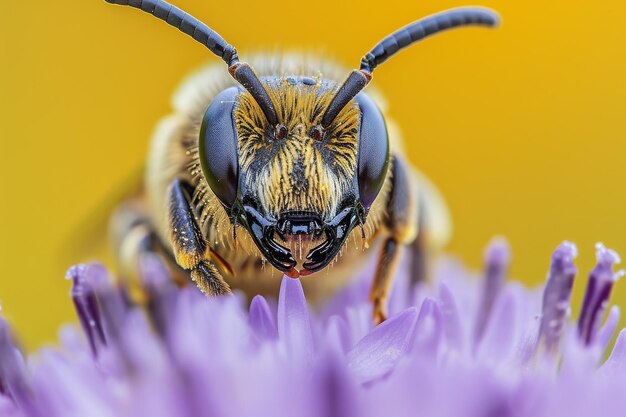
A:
199;77;389;276
106;0;499;277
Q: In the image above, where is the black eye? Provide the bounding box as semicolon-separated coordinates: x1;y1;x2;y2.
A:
199;87;240;208
355;93;390;208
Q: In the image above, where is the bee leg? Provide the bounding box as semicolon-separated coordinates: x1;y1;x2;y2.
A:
109;201;163;296
371;238;405;325
370;156;419;325
168;178;231;296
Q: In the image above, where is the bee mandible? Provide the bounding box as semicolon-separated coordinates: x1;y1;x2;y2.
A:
105;0;498;323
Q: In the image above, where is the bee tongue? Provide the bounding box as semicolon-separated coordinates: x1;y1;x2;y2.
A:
285;268;300;279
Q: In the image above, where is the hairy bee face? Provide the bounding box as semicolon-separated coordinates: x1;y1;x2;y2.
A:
199;77;390;277
237;79;359;220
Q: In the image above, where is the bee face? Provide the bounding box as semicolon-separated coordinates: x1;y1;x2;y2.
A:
237;78;359;220
199;77;390;277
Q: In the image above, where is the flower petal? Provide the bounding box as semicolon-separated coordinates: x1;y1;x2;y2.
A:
474;237;511;344
476;289;519;363
324;315;351;354
314;347;361;417
347;308;418;384
277;277;313;362
595;305;620;354
438;282;465;353
249;295;278;340
601;329;626;376
412;297;443;359
0;316;37;416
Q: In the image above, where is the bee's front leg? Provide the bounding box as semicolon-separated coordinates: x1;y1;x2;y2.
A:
370;156;419;325
168;178;231;296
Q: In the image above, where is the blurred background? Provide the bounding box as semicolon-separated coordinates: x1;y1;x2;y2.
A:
2;0;626;349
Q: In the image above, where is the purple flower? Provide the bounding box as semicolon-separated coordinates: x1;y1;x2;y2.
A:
1;240;625;417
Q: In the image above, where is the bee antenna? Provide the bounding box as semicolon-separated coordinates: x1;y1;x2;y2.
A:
104;0;279;127
321;7;499;129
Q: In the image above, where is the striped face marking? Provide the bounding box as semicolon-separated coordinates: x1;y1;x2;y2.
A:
234;78;360;221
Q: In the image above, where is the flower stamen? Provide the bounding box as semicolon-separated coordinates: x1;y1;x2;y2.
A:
577;243;624;345
537;241;577;353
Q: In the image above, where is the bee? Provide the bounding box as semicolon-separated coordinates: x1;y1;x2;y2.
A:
105;0;498;323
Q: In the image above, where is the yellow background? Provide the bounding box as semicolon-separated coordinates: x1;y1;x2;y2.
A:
2;0;626;349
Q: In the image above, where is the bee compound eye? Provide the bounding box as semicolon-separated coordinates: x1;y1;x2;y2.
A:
355;93;390;208
199;87;241;208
